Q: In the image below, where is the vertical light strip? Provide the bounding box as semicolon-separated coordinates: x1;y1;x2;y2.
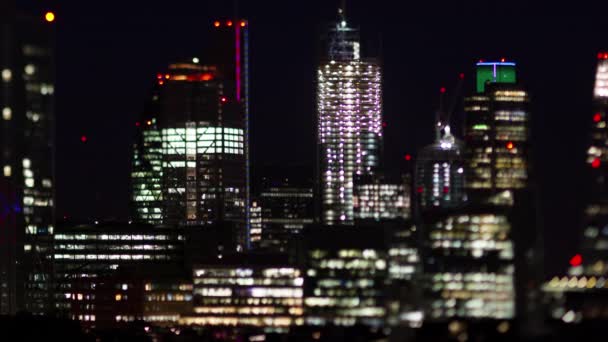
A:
235;22;241;101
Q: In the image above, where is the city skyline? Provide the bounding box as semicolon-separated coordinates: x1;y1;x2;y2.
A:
19;0;608;280
6;1;608;340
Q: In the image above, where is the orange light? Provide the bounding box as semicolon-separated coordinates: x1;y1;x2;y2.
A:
240;21;246;27
500;58;506;62
164;74;170;79
506;142;514;150
214;21;220;27
146;120;152;126
158;80;164;85
201;73;213;81
227;20;233;27
44;11;55;22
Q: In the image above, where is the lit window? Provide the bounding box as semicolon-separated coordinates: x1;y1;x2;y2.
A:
25;64;35;75
3;165;10;177
1;69;11;82
2;107;11;120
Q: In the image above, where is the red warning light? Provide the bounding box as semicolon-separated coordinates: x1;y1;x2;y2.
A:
500;58;506;62
506;142;514;150
213;21;220;27
443;186;450;194
404;154;412;161
594;113;602;123
156;73;163;80
440;87;446;93
592;158;601;169
382;122;387;128
158;80;164;85
135;122;140;127
459;73;465;79
226;20;233;27
478;59;484;63
599;52;608;60
220;96;227;103
416;186;424;194
569;254;582;267
80;135;87;143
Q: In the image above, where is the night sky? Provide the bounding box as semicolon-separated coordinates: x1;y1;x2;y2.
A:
20;1;608;275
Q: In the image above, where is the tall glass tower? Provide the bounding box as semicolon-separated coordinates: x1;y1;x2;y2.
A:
0;5;55;314
464;61;530;202
131;62;247;247
317;9;383;225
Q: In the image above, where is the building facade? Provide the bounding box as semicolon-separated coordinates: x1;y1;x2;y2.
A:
353;173;410;222
317;12;383;225
0;6;55;314
464;61;530;201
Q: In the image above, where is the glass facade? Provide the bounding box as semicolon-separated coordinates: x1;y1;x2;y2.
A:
130;63;247;248
354;174;410;221
317;60;383;225
423;209;515;320
304;227;388;327
52;222;185;323
465;62;529;200
182;260;304;329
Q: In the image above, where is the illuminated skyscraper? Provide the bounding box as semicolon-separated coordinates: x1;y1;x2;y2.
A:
576;52;608;276
317;10;383;225
131;19;250;248
131;62;247;247
0;5;55;314
543;52;608;323
464;61;529;201
415;123;466;211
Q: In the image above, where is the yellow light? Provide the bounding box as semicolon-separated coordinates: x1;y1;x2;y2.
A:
45;12;55;23
213;21;220;27
240;21;246;27
115;294;122;301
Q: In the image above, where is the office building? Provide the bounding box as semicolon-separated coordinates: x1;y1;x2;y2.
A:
254;175;314;252
131;19;250;248
317;9;383;225
0;5;55;314
303;226;389;327
53;221;185;323
180;253;304;330
464;60;530;201
415;123;466;212
353;173;410;222
422;206;515;321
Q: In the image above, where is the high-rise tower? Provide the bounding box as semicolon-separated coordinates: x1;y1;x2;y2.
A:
0;6;55;314
317;9;383;225
131;19;250;248
464;61;530;202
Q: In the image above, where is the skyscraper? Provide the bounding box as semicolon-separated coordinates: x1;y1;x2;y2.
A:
317;9;383;225
0;5;55;314
577;52;608;276
415;123;466;212
131;19;250;248
464;61;530;201
131;62;247;247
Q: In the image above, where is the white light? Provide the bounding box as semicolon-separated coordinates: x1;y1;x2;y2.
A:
1;69;11;82
2;107;11;120
25;178;34;187
192;57;199;64
23;159;31;168
25;64;35;75
3;165;11;177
